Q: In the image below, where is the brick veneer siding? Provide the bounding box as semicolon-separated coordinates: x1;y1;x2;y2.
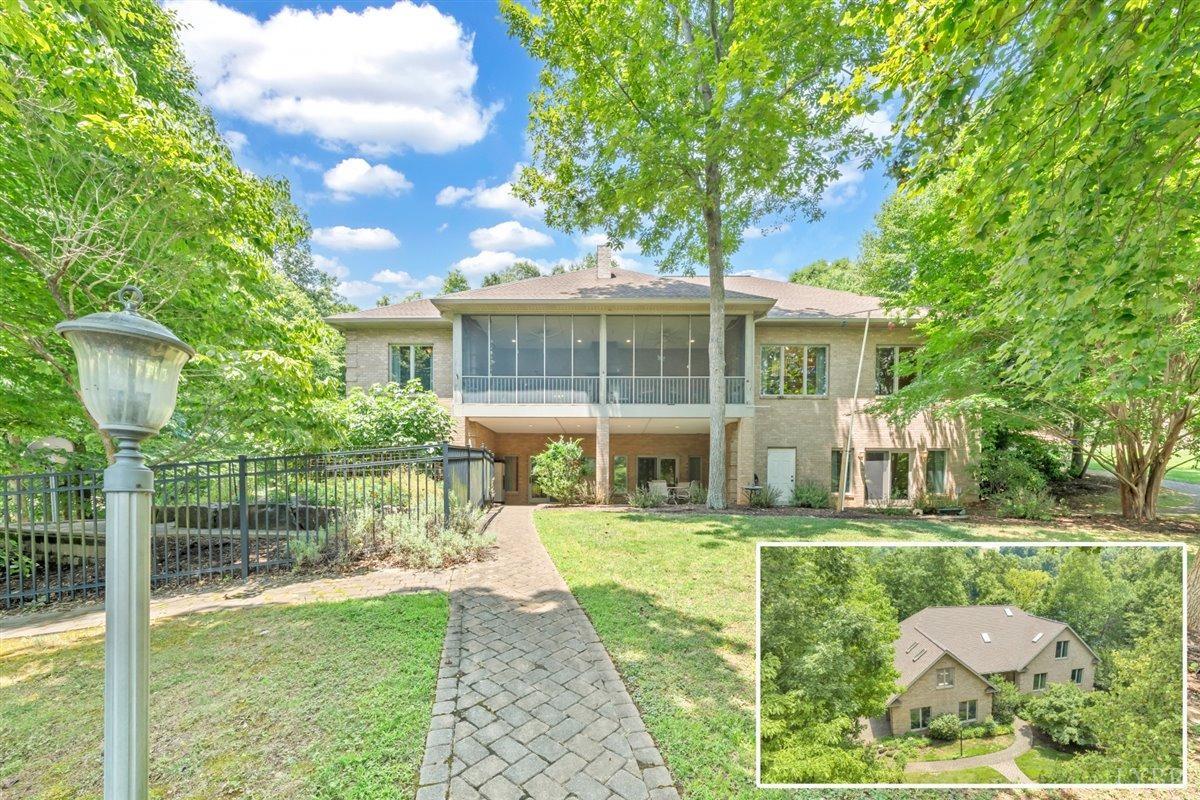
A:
343;326;454;397
1014;628;1096;693
751;324;975;506
888;653;994;736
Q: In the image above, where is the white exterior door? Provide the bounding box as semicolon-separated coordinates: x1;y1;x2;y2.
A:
766;447;795;505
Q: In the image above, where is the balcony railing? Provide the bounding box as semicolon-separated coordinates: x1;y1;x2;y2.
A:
460;375;746;405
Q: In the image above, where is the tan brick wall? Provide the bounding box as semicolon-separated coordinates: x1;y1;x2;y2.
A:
889;654;994;735
752;323;976;507
1014;628;1096;693
344;325;454;397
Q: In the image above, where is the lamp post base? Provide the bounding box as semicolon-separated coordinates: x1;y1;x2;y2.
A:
103;438;153;800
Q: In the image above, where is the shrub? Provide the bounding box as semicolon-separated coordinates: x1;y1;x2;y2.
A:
978;429;1068;498
791;478;831;508
914;492;958;513
688;481;707;504
530;437;591;504
303;505;494;570
748;484;781;508
981;716;997;737
1022;683;1096;746
335;380;453;450
989;676;1022;724
629;486;665;508
996;486;1057;520
928;713;961;741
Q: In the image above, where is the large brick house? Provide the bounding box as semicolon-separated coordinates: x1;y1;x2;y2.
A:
884;605;1099;737
327;247;975;506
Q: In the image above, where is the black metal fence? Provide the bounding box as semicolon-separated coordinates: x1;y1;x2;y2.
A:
2;443;493;608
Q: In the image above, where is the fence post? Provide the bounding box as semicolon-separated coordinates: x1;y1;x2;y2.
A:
441;442;452;527
238;455;250;580
466;449;473;509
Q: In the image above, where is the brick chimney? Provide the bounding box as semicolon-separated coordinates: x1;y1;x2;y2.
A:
595;244;613;280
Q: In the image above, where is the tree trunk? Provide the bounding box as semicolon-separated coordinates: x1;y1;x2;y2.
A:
704;169;727;510
1188;554;1200;638
1070;417;1085;477
1112;416;1185;522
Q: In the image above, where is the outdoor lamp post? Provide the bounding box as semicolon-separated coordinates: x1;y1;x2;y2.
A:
56;287;193;800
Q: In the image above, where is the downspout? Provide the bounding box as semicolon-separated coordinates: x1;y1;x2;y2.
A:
838;310;872;512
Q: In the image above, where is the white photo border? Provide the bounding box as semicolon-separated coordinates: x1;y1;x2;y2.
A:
754;540;1189;790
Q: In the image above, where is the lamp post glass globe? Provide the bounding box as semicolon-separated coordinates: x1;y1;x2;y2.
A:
55;287;194;440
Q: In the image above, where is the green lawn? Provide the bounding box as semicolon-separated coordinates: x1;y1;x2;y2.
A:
0;593;447;799
534;509;1195;799
906;766;1008;784
898;734;1014;762
1091;445;1200;485
1015;744;1079;782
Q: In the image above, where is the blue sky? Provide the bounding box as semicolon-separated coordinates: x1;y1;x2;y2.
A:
167;0;893;308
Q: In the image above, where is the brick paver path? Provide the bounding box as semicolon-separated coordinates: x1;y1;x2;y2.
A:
905;717;1035;783
417;506;677;800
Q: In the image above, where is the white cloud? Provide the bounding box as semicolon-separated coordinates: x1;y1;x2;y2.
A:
822;163;866;208
337;280;383;301
452;250;528;277
312;225;400;250
166;0;498;155
468;221;553;251
850;110;894;141
436;222;449;233
223;129;249;153
372;269;442;291
323;157;413;200
288;155;322;171
436;165;543;217
312;253;349;280
732;267;788;282
742;223;791;240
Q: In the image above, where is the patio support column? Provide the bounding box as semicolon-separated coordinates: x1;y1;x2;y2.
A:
595;414;610;504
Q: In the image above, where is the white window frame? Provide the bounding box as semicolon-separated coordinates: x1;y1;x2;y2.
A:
936;667;955;688
958;700;978;722
1033;672;1047;691
759;344;829;397
1055;640;1069;659
1071;668;1084;684
389;343;434;388
910;706;932;730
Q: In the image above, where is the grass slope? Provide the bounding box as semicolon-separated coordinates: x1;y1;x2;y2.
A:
534;510;1193;799
0;592;447;799
907;766;1008;784
1015;744;1079;782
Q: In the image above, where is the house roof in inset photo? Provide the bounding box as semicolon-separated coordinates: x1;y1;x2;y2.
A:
891;605;1098;695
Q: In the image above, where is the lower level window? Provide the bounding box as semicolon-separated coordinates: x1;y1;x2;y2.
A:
910;706;932;730
925;450;947;494
831;449;853;493
612;455;629;495
958;700;977;721
1033;672;1047;690
389;344;433;389
1071;668;1084;684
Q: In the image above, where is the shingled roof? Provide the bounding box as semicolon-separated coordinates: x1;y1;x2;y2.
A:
892;605;1098;695
325;265;898;325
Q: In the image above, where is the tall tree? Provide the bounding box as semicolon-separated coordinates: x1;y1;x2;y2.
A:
481;259;541;287
0;0;342;466
1037;548;1124;650
871;547;971;619
440;268;470;294
501;0;880;507
868;0;1200;519
789;258;866;293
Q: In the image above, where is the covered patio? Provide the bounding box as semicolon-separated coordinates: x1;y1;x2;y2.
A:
462;415;753;504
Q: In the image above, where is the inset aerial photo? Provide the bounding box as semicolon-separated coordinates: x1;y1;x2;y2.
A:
758;543;1186;787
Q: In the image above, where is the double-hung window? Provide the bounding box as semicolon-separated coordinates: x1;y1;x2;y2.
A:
910;706;932;730
875;345;917;395
390;344;433;390
1071;668;1084;684
936;667;955;688
1033;672;1047;690
760;345;828;396
1055;640;1069;659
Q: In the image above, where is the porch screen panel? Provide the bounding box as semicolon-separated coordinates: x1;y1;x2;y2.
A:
490;315;516;376
690;316;709;376
724;316;745;376
661;317;689;377
606;316;634;376
634;316;662;376
545;317;572;375
463;315;489;376
572;316;600;375
517;316;545;376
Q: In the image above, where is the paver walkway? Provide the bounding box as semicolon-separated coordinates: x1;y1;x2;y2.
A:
906;717;1035;783
417;505;677;800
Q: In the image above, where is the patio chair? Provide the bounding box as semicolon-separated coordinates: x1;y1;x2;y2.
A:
648;480;669;500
